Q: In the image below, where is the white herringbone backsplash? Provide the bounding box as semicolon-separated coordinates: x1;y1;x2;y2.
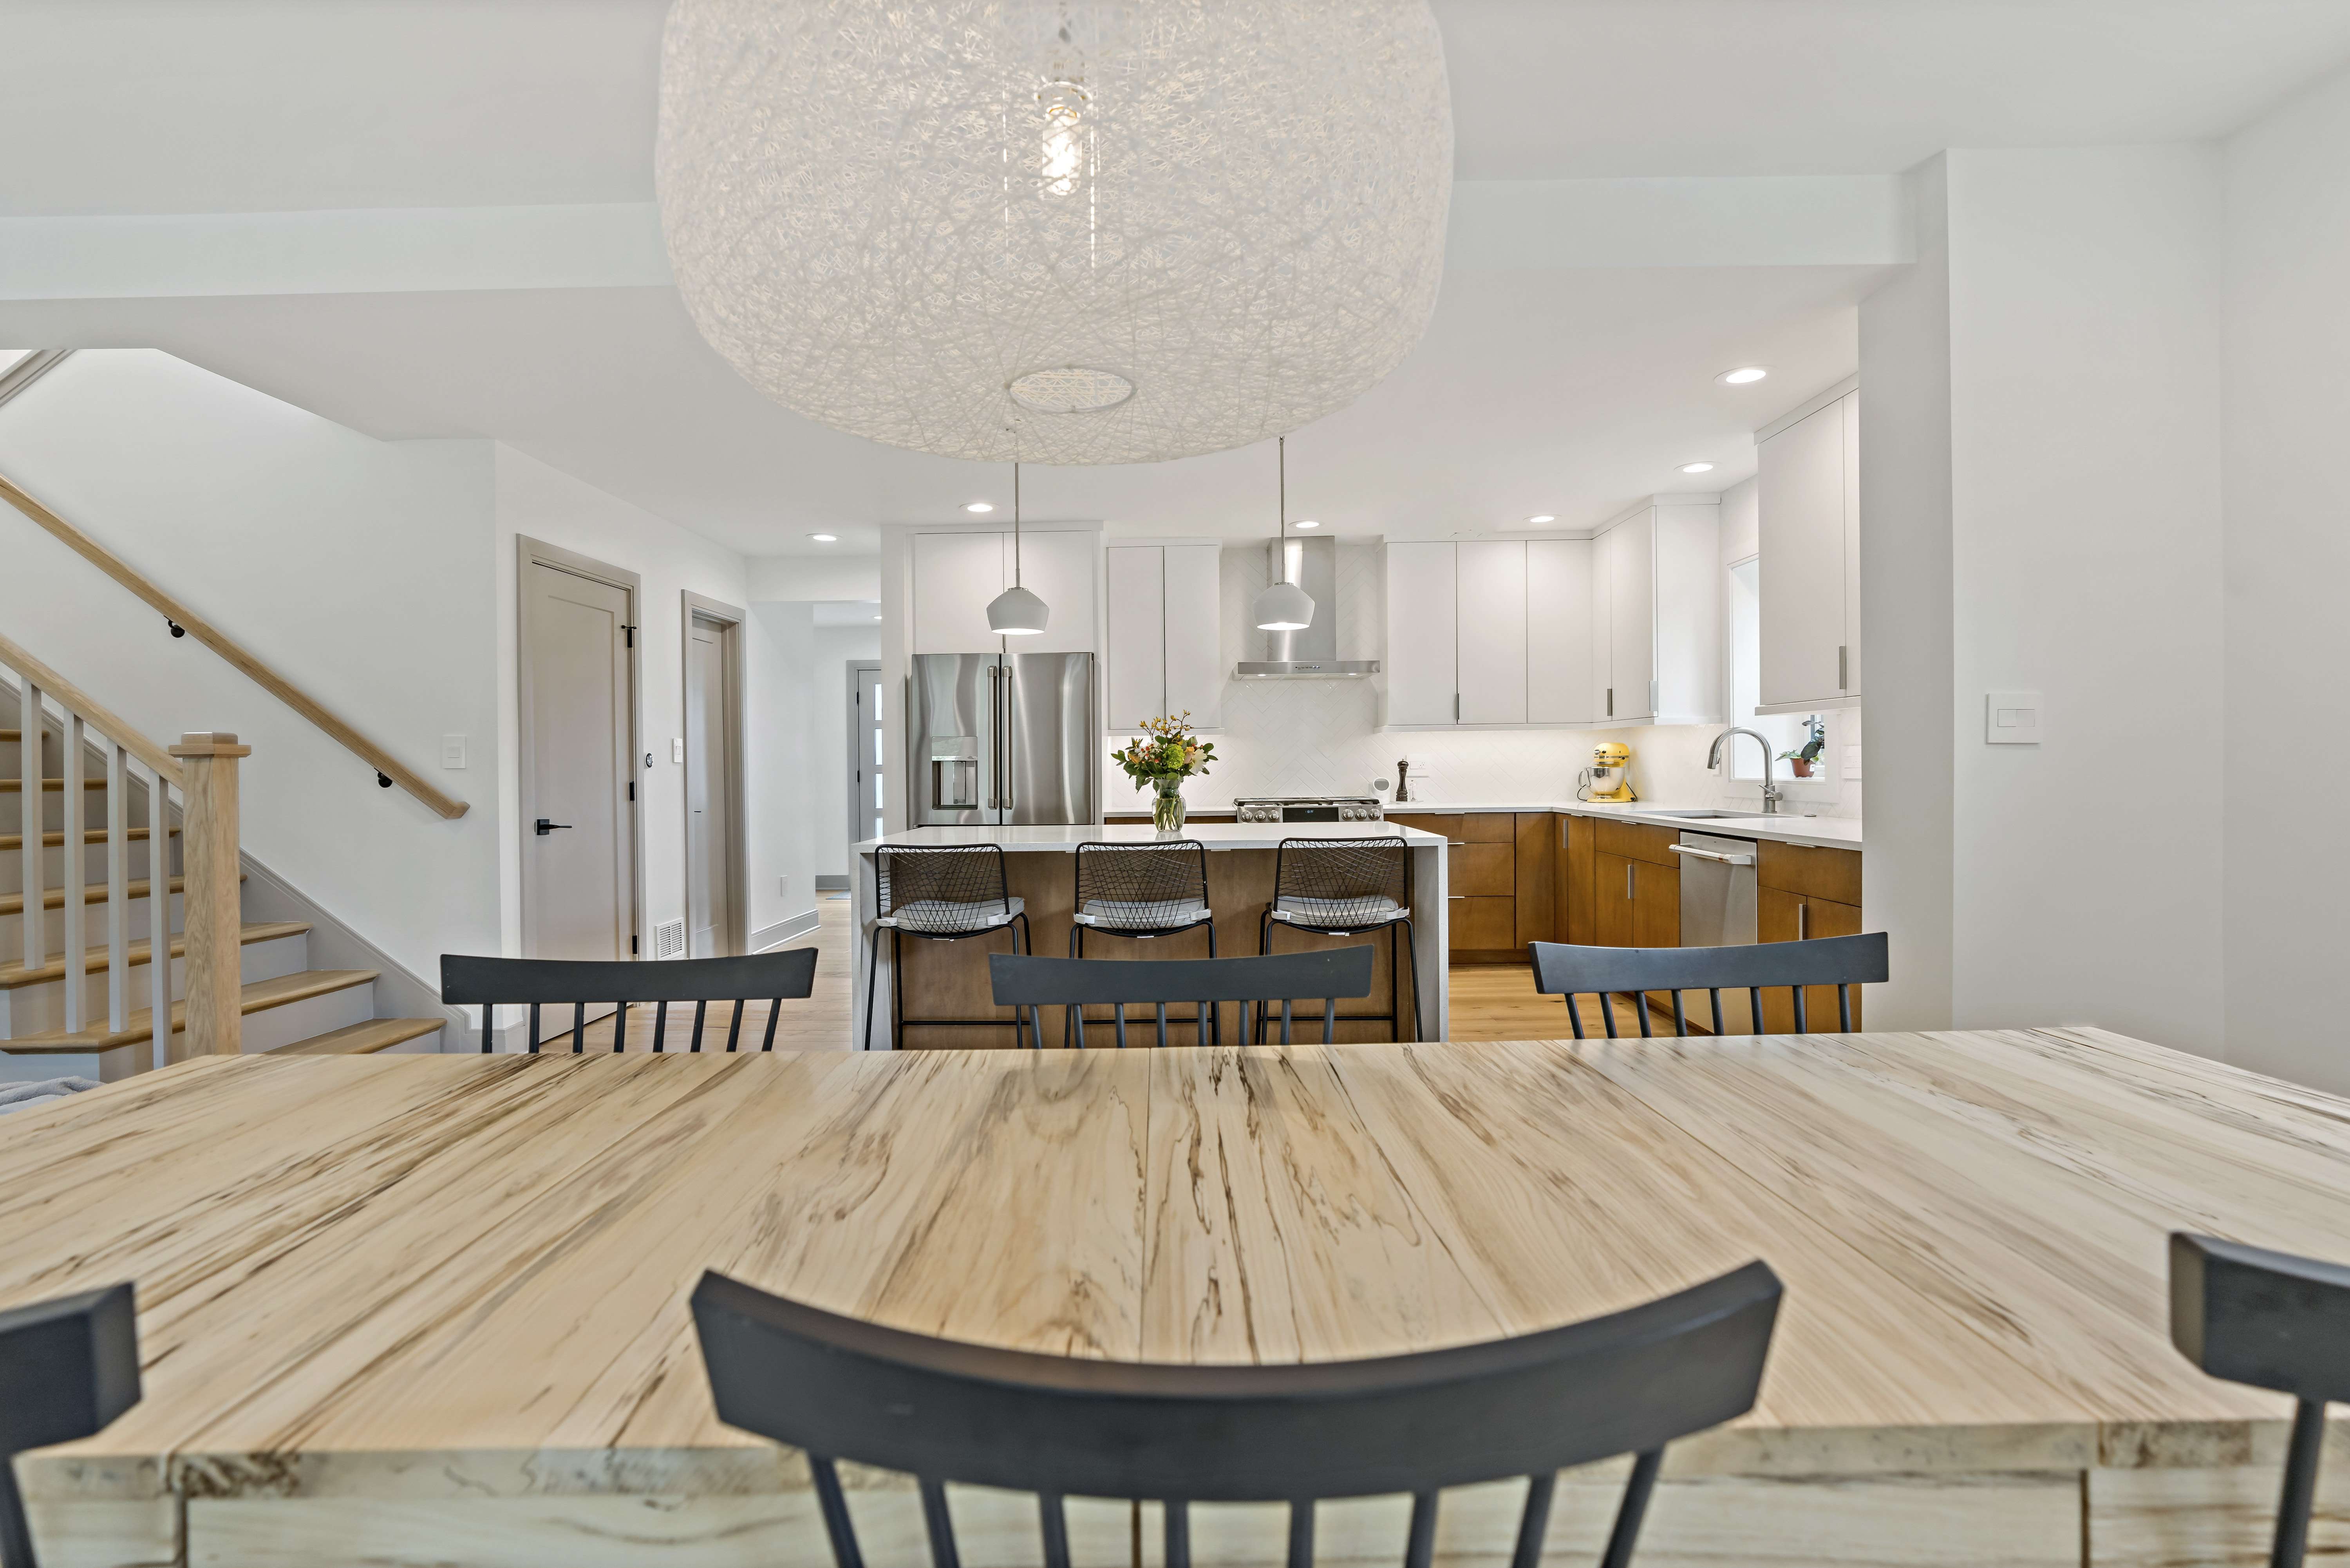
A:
1102;543;1863;817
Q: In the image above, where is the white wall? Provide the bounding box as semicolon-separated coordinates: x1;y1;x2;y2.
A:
1862;148;2226;1051
0;350;504;987
2221;61;2350;1091
490;447;772;953
812;623;880;879
746;600;816;942
749;555;880;603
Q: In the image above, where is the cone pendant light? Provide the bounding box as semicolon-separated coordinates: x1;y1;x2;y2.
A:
985;462;1048;636
1252;437;1315;632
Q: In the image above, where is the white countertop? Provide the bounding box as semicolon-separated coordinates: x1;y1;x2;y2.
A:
1106;799;1862;850
854;822;1448;853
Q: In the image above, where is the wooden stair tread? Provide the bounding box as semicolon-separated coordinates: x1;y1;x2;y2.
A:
0;827;176;851
3;969;378;1053
270;1018;443;1057
0;779;109;791
0;873;244;918
0;921;309;990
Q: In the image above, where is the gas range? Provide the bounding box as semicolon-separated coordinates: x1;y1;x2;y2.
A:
1233;796;1386;823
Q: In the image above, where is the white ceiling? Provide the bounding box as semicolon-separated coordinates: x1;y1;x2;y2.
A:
3;1;2345;556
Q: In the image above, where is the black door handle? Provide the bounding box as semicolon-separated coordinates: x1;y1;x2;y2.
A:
535;818;573;836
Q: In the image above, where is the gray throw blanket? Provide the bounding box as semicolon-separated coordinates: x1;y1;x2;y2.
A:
0;1077;99;1114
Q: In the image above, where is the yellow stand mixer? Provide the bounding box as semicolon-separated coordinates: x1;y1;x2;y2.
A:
1576;742;1635;802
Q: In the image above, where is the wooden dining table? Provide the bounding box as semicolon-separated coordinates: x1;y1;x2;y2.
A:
5;1027;2346;1568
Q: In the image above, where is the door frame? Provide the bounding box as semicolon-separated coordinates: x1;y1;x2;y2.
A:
517;536;645;961
681;591;749;957
847;660;882;852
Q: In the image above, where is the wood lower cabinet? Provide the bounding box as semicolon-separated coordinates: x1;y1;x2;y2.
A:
1394;811;1535;962
1558;814;1596;945
1757;883;1863;1032
1514;812;1556;947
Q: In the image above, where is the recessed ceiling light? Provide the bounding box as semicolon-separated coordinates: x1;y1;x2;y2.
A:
1679;462;1715;475
1717;366;1769;386
1527;514;1556;525
808;532;839;542
964;501;995;513
1294;519;1321;529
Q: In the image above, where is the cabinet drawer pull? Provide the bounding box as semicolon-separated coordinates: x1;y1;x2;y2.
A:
1626;864;1635;900
1797;901;1808;940
1448;895;1465;900
1446;839;1466;846
1668;843;1755;866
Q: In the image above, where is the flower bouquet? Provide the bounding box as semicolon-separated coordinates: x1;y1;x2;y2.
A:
1111;713;1217;832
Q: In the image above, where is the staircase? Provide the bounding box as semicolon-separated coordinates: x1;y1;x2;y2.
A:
2;641;443;1078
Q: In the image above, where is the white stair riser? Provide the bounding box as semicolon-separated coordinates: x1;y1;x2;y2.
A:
0;890;184;957
377;1026;445;1056
236;982;378;1054
2;788;152;839
0;931;309;1040
0;839;171;888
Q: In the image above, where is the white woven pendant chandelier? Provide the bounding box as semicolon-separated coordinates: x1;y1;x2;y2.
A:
656;0;1454;466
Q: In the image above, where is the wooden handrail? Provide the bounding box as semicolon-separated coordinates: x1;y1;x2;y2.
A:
0;471;469;819
0;629;184;788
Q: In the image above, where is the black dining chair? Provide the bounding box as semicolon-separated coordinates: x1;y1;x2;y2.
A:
1259;836;1421;1043
441;949;819;1053
990;947;1376;1049
2170;1232;2350;1568
0;1282;140;1568
1529;933;1889;1038
865;844;1033;1050
692;1258;1782;1568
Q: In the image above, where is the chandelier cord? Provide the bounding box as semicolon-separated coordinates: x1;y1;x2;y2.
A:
1012;460;1023;587
1277;436;1287;584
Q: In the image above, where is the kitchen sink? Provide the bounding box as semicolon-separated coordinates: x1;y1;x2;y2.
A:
1646;809;1757;818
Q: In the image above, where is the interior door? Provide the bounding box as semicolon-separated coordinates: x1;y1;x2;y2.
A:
685;615;735;957
522;561;634;963
848;662;884;846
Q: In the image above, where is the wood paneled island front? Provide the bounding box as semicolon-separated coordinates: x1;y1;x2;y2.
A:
850;823;1450;1047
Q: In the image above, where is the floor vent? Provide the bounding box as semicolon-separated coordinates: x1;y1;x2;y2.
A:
652;919;686;960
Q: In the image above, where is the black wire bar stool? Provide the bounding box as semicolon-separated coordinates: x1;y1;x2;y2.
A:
1068;839;1218;1044
1257;835;1420;1043
864;844;1032;1050
993;947;1374;1049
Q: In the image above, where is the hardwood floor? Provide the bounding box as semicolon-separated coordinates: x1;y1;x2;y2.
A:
548;902;1646;1051
552;893;856;1053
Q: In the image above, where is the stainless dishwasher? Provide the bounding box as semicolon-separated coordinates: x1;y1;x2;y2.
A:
1672;830;1761;1032
1672;831;1758;947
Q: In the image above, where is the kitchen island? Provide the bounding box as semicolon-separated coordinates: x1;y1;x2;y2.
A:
851;823;1449;1047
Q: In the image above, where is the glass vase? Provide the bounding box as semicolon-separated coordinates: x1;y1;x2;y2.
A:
1150;775;1187;833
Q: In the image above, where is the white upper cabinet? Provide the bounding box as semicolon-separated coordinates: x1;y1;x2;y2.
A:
1104;546;1165;730
1592;502;1722;727
1105;542;1222;729
1005;529;1097;655
911;530;1005;654
1758;386;1859;709
1456;541;1528;724
912;528;1097;655
1161;544;1223;726
1382;541;1457;725
1526;539;1594;725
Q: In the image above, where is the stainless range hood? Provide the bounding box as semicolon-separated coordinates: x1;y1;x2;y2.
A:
1234;536;1379;678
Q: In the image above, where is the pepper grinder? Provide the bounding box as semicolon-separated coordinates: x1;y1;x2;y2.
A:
1394;759;1411;803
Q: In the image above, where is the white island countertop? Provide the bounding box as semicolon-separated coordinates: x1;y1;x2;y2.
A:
855;822;1448;853
1105;801;1862;851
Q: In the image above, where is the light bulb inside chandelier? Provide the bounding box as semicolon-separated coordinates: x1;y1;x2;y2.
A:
1253;436;1316;633
657;1;1453;466
985;461;1048;636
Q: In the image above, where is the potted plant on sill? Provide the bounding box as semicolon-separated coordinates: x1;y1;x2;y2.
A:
1779;715;1827;779
1112;713;1217;833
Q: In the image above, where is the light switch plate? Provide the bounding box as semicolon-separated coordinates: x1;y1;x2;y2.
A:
1985;691;2043;745
671;737;685;763
441;734;467;770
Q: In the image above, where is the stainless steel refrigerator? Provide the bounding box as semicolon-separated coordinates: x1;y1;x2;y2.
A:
908;652;1098;827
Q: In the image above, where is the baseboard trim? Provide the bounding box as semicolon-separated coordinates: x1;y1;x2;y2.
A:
751;909;821;952
813;874;850;892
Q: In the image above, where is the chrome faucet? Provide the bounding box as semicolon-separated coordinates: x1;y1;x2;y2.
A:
1708;727;1783;814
